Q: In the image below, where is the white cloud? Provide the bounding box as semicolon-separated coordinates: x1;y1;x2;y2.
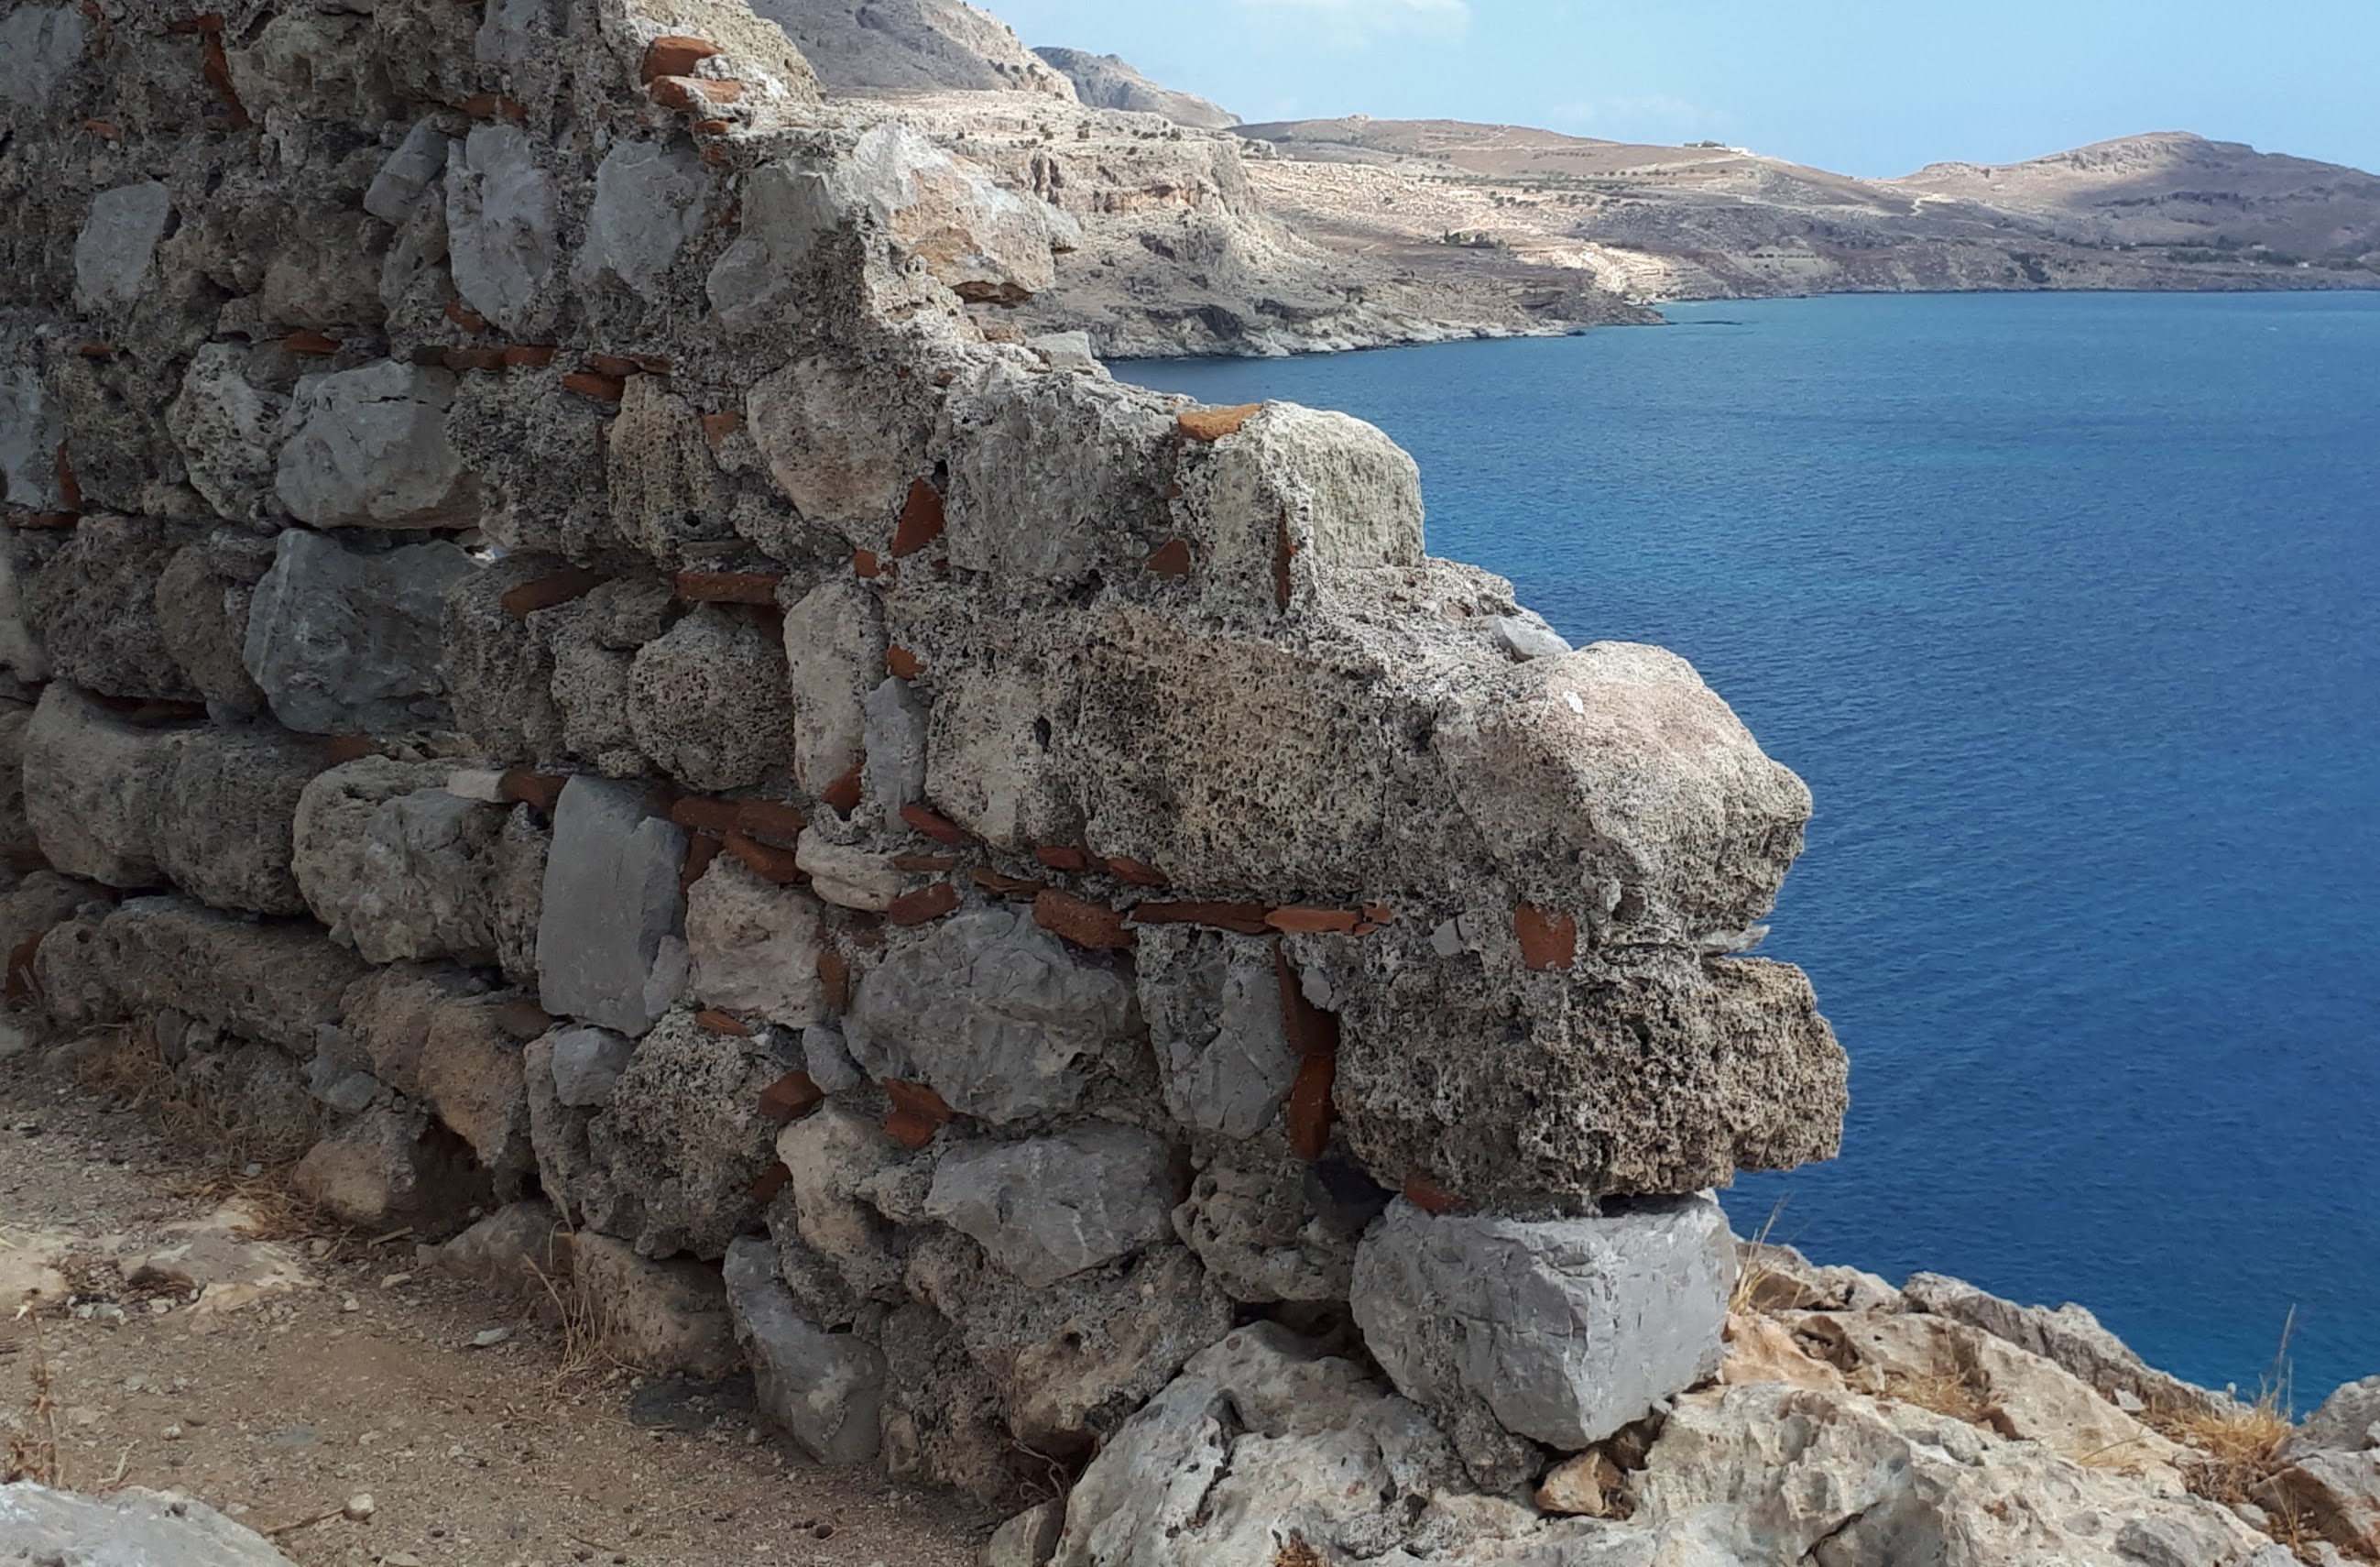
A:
1227;0;1472;47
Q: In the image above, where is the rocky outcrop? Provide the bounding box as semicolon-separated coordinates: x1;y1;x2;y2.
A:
750;0;1074;98
0;1484;298;1567
1032;49;1236;130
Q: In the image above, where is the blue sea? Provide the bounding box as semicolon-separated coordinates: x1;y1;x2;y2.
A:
1124;291;2380;1403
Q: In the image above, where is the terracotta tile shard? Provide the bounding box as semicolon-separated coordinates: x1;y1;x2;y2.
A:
1130;901;1272;937
1285;1051;1337;1161
672;570;784;604
735;800;807;844
890;478;945;558
1266;906;1360;936
561;371;627;402
498;769;566;815
882;1108;940;1151
893;853;960;873
282;329;340;356
883;1079;955;1125
444;297;490;334
668;796;742;834
493;997;553;1042
695;123;734;147
751;1162;792;1203
9;513;79;531
1514;905;1578;972
1;843;51;875
585;351;671;378
442;346;508;373
639;34;722;82
817;948;849;1013
322;735;378;765
1143;538;1194;578
461;93;529;124
1104;857;1167;887
819;762;865;815
698;1009;753;1037
681;831;724;892
970;869;1045;898
700;411;743;447
501;344;557;368
1176;403;1262;443
1403;1176;1461;1215
1033;890;1133;951
74;343;115;359
5;935;44;1002
1275;946;1342;1061
886;645;923;680
888;882;959;927
54;446;81;513
201;34;248;128
723;832;804;885
1032;845;1089;873
1274;515;1297;611
1363;904;1394;924
82;118;123;139
500;566;606;619
852;550;883;580
759;1070;824;1123
900;805;971;847
649;75;743;112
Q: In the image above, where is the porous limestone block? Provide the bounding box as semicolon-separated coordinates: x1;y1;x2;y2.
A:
1349;1193;1736;1454
341;964;532;1194
293;758;511;965
444;125;558;334
627;604;792;792
21;684;169;887
706;159;850;336
723;1236;887;1465
535;776;687;1036
780;577;883;795
152;724;323;916
549;1025;634;1108
921;656;1077;851
861;676;927;815
72;181;172;312
606;377;730;560
155;531;277;717
167;345;289;524
847;123;1058;304
842;905;1138;1123
792;827;901;913
684;857;825;1027
576;140;709;299
539;576;675;776
364;120;451;225
1135;927;1298;1140
1170;1138;1372;1306
746;357;938;545
577;1011;779;1258
274;361;476;530
569;1232;739;1378
0;5;89;111
774;1103;908;1303
436;553;568;763
244;529;475;734
293;1101;490;1234
0;366;66;512
923;1125;1174;1288
0;1481;300;1567
942;358;1175;584
96;896;363;1054
20;514;201;701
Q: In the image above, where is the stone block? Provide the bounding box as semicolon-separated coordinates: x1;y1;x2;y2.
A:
605;378;731;560
723;1235;887;1464
793;827;901;912
167;344;289;524
802;1023;861;1093
342;964;532;1194
20;515;201;700
437;553;569;763
923;1125;1174;1288
244;529;475;734
578;1011;780;1258
1136;927;1298;1139
745;356;935;546
1170;1139;1370;1306
0;1481;300;1567
73;182;172;312
96;896;365;1054
550;1025;635;1108
861;676;927;815
773;1103;908;1303
779;577;883;795
922;656;1078;851
294;758;511;964
570;1232;739;1377
21;684;169;887
0;5;88;111
848;123;1058;304
275;361;476;530
153;724;323;915
1349;1193;1735;1456
576;139;709;299
842;905;1138;1123
684;857;825;1027
424;1198;565;1296
293;1101;490;1235
444;125;558;334
536;776;688;1036
155;531;278;718
364;120;450;225
627;604;792;791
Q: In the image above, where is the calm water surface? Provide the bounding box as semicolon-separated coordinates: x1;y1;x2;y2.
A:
1124;291;2380;1400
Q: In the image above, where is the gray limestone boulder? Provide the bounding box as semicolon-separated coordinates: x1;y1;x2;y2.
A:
21;684;169;887
2288;1376;2380;1460
243;529;476;734
154;531;278;718
1135;927;1298;1139
536;776;688;1036
72;182;173;312
627;604;793;792
1903;1271;2233;1421
549;1025;636;1109
293;758;513;965
96;895;366;1054
444;126;560;334
723;1235;887;1464
843;905;1139;1124
860;675;927;816
20;514;202;700
365;121;451;225
0;367;66;514
684;858;825;1028
576;139;710;300
0;1482;298;1566
0;6;89;112
923;1125;1175;1288
1350;1194;1736;1459
274;361;477;530
152;725;324;915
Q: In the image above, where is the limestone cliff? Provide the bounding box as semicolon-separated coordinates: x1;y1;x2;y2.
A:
1032;48;1238;131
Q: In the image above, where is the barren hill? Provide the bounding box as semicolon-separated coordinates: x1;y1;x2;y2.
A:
749;0;1075;97
1034;47;1238;130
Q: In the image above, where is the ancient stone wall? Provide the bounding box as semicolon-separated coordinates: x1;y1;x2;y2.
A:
0;0;1849;1551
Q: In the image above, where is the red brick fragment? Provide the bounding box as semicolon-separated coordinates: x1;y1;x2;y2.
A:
1;843;51;875
200;33;248;129
698;1009;753;1037
884;1079;955;1125
7;513;79;531
817;948;849;1013
55;445;80;513
882;1108;940;1151
1363;904;1393;924
819;762;864;815
74;343;115;359
900;805;970;846
442;346;508;373
751;1162;792;1203
1274;945;1342;1061
1285;1052;1337;1161
886;645;923;680
444;297;490;334
852;550;883;579
1177;403;1261;443
639;34;721;82
673;569;784;604
584;351;671;379
1514;905;1578;972
1274;515;1297;610
669;796;742;834
1102;857;1167;887
1033;890;1133;951
501;344;557;368
1143;538;1194;578
321;735;377;764
694;122;734;145
5;935;46;1001
500;566;606;619
1032;845;1088;873
562;371;627;402
1129;901;1271;937
970;869;1045;898
700;411;742;447
681;830;724;892
82;119;122;140
462;93;528;124
493;997;552;1041
1402;1176;1460;1215
723;832;804;885
1266;906;1360;936
890;478;944;558
736;800;807;844
498;768;566;815
759;1070;824;1123
888;882;959;927
649;74;743;112
282;329;340;356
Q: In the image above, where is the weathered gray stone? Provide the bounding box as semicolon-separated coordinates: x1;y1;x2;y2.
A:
73;182;172;312
606;378;731;560
155;531;277;717
437;554;568;763
1350;1194;1735;1459
2290;1376;2380;1459
684;858;825;1027
0;367;66;513
445;125;559;334
20;514;200;700
876;1301;1049;1504
1903;1270;2233;1421
792;827;901;912
924;1125;1175;1288
802;1023;862;1093
1491;610;1572;662
341;964;532;1194
723;1235;887;1464
549;1025;634;1109
365;120;453;225
780;577;884;795
153;725;323;915
536;776;688;1036
0;6;88;111
570;1231;740;1376
578;1011;779;1258
91;895;364;1053
705;158;850;335
943;359;1174;584
274;361;476;530
843;905;1139;1123
293;1101;490;1234
1136;927;1297;1139
746;357;935;545
0;1482;298;1567
2254;1450;2380;1559
293;758;510;963
0;872;93;983
424;1198;565;1295
21;684;169;887
861;675;927;815
577;140;710;299
244;530;475;733
774;1103;909;1303
982;1501;1064;1567
627;605;792;791
1170;1140;1368;1305
167;345;289;524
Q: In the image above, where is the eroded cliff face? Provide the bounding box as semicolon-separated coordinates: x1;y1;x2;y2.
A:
3;3;2333;1565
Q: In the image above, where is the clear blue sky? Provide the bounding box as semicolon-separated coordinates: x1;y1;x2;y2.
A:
990;0;2380;178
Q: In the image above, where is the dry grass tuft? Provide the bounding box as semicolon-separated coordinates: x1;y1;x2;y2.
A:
3;1300;63;1487
1273;1537;1326;1567
527;1240;619;1383
1728;1198;1792;1316
1883;1365;1996;1427
177;1166;333;1244
63;1025;321;1168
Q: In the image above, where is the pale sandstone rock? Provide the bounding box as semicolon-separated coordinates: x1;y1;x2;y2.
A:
847;123;1060;304
774;1104;910;1304
746;357;935;545
793;827;901;912
424;1198;566;1296
571;1231;739;1376
1719;1312;1847;1392
1169;1139;1371;1305
780;577;884;794
293;1101;489;1235
341;964;533;1195
155;531;278;718
684;857;825;1026
606;378;732;561
21;684;169;887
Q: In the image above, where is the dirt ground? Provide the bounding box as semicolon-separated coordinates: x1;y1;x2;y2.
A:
0;1057;996;1567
